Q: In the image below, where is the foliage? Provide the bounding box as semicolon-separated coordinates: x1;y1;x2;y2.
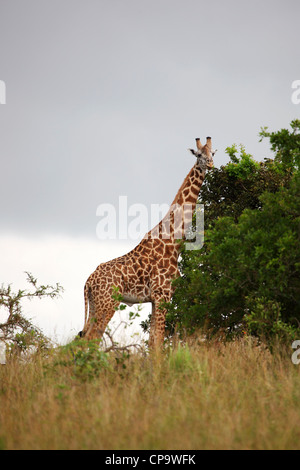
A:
225;144;260;179
259;119;300;171
199;144;292;229
0;272;63;353
166;121;300;344
54;339;111;382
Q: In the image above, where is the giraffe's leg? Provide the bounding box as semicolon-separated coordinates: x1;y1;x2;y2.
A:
81;282;122;341
149;290;172;349
149;271;179;347
85;303;119;340
148;302;156;348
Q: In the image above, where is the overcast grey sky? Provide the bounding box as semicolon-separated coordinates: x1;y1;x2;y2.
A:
0;0;299;237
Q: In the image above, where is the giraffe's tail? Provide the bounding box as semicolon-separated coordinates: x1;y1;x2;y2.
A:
79;282;96;338
84;281;89;327
79;281;90;338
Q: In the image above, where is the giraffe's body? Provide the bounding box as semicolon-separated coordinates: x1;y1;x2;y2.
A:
80;137;215;347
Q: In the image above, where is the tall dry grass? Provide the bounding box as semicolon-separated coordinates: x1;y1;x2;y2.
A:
0;337;300;450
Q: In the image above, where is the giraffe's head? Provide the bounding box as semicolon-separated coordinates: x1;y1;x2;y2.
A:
189;136;216;171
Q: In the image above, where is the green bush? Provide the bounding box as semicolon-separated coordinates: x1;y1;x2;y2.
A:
54;339;111;382
166;120;300;345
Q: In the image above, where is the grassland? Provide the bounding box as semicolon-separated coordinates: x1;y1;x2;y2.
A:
0;337;300;450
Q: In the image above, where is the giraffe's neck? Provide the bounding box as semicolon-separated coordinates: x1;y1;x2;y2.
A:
146;163;206;244
169;163;205;208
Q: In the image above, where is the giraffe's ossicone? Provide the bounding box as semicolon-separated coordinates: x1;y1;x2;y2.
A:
79;137;215;347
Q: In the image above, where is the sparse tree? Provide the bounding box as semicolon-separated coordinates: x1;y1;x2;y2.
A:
0;272;63;353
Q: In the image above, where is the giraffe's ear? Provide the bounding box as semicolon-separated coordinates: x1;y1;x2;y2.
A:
188;148;197;156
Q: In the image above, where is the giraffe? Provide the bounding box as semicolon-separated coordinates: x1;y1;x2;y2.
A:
79;136;215;347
